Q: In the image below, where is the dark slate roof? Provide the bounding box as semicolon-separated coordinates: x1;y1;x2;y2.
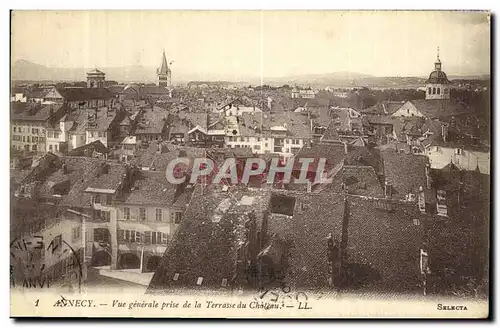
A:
67;140;110;156
381;152;429;198
426;70;451;84
141;86;170;95
147;185;272;293
61;87;112;101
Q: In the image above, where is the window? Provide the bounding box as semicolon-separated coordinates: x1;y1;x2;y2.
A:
47;131;53;138
55;144;58;151
32;137;38;143
26;136;30;142
49;235;62;253
437;88;441;95
124;207;130;220
53;131;59;138
455;148;462;155
49;145;53;151
94;194;101;204
72;226;81;242
98;132;105;138
254;145;261;150
174;212;183;224
149;231;167;245
19;127;23;133
81;136;85;141
32;144;37;151
139;208;146;221
257;137;261;141
155;209;162;222
432;87;436;95
444;88;449;94
39;137;45;143
13;127;16;133
265;143;268;147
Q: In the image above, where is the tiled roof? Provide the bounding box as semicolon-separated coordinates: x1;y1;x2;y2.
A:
123;171;193;207
11;103;62;122
343;165;384;197
346;196;424;291
85;163;126;193
321;120;342;142
267;191;346;289
362;101;405;116
58;157;103;208
408;99;474;118
134;108;168;135
295;143;346;170
147;185;272;293
381;152;429;198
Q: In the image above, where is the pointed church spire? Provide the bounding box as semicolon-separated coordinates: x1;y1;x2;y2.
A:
158;49;169;75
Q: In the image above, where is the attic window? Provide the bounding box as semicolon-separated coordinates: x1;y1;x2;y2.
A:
222;185;229;192
173;273;179;281
270;194;296;216
196;277;204;285
221;278;228;287
413;218;421;226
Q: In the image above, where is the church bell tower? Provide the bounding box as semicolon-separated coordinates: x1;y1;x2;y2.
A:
157;49;172;87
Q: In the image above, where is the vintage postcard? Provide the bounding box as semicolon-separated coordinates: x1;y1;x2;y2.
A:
9;10;490;318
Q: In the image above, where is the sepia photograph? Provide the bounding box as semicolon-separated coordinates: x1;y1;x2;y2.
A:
9;10;491;318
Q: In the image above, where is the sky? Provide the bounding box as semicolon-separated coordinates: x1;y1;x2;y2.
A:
11;10;491;78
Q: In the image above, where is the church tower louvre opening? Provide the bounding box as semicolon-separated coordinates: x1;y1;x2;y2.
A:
425;46;451;100
157;49;172;87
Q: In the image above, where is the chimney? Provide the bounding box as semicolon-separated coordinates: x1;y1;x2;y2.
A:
310;119;313;132
384;181;392;198
307;180;312;193
425;164;432;189
62;163;68;174
343;142;348;155
441;124;448;142
101;162;109;174
418;186;426;213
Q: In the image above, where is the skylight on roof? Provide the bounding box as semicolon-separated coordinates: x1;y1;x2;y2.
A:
173;273;179;281
240;195;255;206
196;277;203;285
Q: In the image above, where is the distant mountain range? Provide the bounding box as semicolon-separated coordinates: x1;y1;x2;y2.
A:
11;60;490;88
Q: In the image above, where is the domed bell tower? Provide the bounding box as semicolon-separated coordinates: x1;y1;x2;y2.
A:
425;47;451;100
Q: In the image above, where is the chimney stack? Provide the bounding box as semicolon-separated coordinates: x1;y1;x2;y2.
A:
101;162;109;174
343;142;348;155
425;164;432;189
384;181;392;198
441;124;448;143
